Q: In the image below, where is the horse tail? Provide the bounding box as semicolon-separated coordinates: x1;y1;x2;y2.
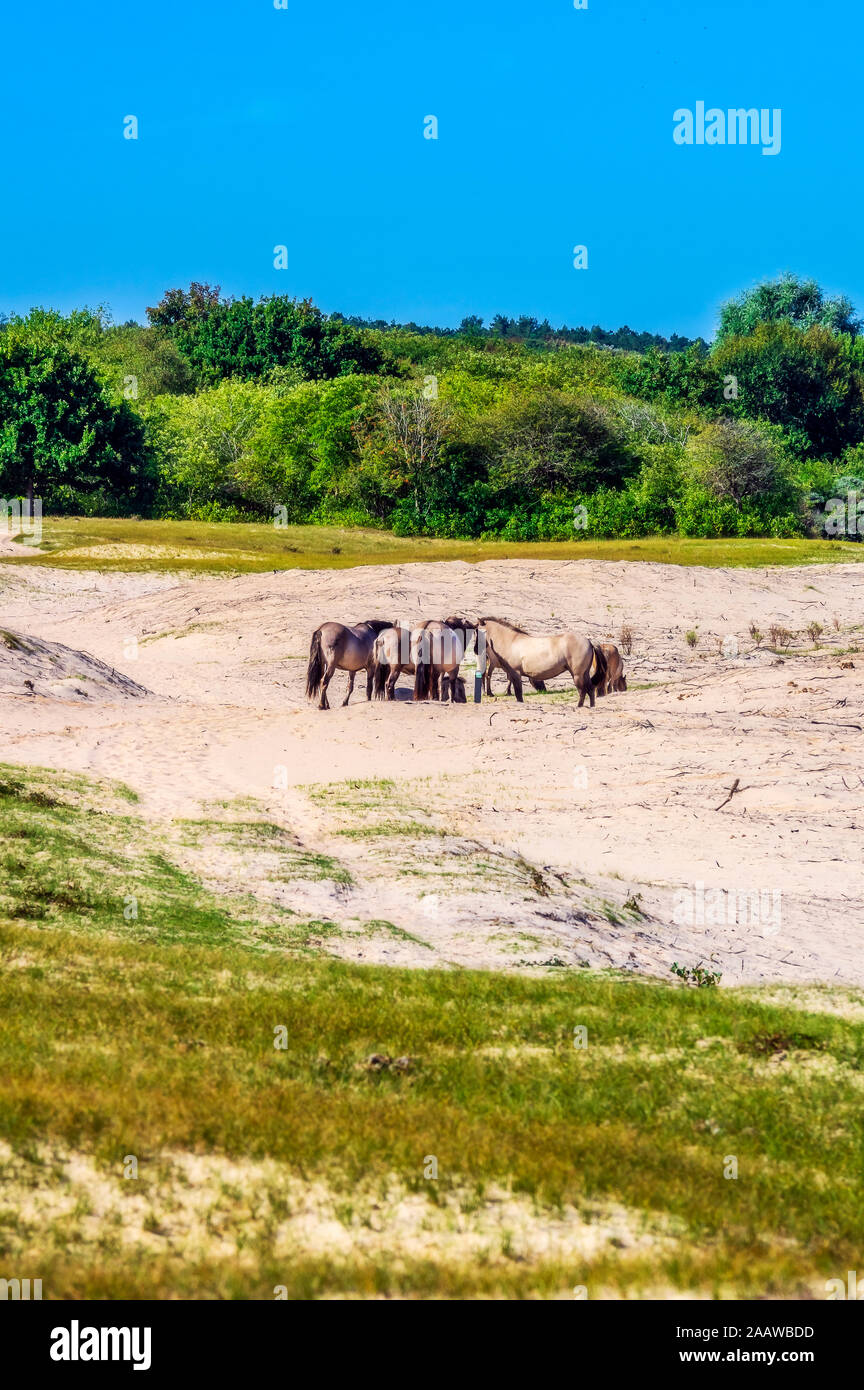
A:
305;628;324;700
590;642;608;692
373;660;390;699
414;657;432;701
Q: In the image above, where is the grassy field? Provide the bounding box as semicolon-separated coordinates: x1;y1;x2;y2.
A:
4;516;864;572
1;763;863;1299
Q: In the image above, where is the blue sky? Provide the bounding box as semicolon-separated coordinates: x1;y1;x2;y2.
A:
0;0;859;340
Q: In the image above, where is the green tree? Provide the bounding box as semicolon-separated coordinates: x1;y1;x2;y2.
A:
145;282;222;331
686;418;793;509
0;338;150;511
148;378;272;518
477;390;634;494
89;325;196;400
717;274;860;341
147;288;385;384
614;344;722;411
240;376;381;521
712;322;864;458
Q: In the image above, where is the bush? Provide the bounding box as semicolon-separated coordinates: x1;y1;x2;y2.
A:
686;418;794;510
0;338;152;512
148;291;387;386
147;379;273;518
711;322;864;459
241;376;385;522
478;390;636;494
716;274;861;341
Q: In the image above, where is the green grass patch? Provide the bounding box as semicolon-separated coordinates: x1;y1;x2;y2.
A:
4;517;864;573
2;762;863;1298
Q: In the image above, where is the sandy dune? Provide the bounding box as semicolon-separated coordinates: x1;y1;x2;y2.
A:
0;627;154;701
1;557;862;985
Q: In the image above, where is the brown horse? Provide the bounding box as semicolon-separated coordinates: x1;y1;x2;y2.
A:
478;617;607;707
595;642;627;696
413;618;477;703
372;620;439;701
306;619;393;710
483;622;546;697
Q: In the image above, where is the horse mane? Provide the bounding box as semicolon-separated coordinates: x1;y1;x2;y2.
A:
478;615;528;634
442;614;476;637
362;619;395;633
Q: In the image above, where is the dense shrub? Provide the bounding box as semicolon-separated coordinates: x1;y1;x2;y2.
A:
147;291;387;386
716;273;860;341
146;379;273;518
0;338;151;513
712;323;864;459
5;276;864;541
686;418;795;510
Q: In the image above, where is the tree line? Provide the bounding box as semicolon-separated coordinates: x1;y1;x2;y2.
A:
1;273;862;540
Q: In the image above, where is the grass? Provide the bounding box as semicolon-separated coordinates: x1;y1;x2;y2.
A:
1;763;863;1298
4;516;864;573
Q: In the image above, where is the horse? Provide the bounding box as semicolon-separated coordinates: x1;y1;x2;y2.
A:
477;617;607;707
306;619;393;710
483;623;546;697
372;620;439;701
413;617;477;703
595;642;627;696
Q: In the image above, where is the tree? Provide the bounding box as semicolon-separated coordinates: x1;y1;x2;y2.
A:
687;418;791;508
477;390;634;493
148;378;271;517
145;282;222;330
0;338;150;510
717;274;860;342
377;389;450;520
146;288;385;384
712;322;864;458
240;375;380;519
614;344;721;411
89;325;196;399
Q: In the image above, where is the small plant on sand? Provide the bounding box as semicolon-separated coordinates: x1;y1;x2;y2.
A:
619;623;633;656
806;621;824;646
685;630;699;649
671;961;722;988
748;621;763;646
623;892;643;915
768;624;793;649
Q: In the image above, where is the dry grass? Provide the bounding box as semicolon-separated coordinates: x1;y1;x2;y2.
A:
2;763;864;1298
4;517;864;574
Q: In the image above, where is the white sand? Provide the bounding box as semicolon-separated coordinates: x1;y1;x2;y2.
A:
2;556;862;985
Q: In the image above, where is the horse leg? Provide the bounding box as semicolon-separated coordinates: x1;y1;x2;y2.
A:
387;665;399;700
365;662;374;701
342;669;356;707
495;654;523;702
573;661;594;709
319;660;337;710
